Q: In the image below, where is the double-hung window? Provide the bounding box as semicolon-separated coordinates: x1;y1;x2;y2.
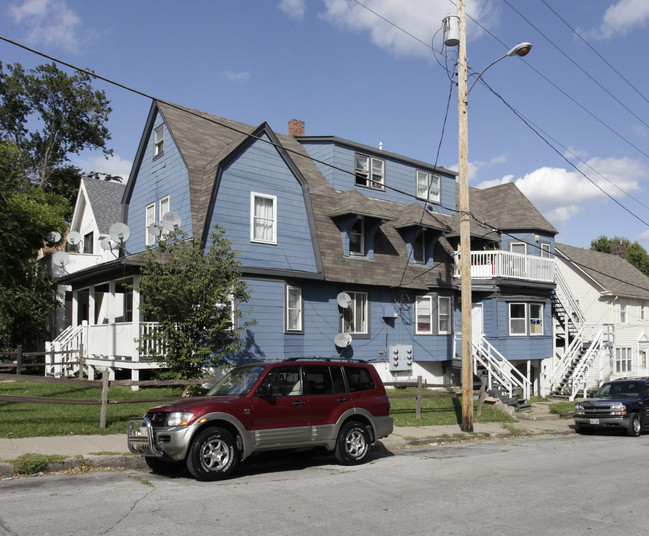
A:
83;232;94;254
355;154;384;190
349;216;365;255
413;230;426;264
251;192;277;244
416;296;432;334
416;170;441;204
286;285;303;332
530;303;544;335
153;124;165;158
145;203;156;246
159;195;170;237
341;291;368;335
615;347;632;374
438;297;451;334
619;299;628;323
509;303;527;335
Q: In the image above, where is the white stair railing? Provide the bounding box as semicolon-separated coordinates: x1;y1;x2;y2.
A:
550;325;585;392
45;321;88;377
472;335;531;401
568;329;604;401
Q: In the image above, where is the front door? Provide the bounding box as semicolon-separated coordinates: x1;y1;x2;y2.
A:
472;304;484;346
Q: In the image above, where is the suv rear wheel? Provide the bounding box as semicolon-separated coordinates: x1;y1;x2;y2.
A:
627;413;642;437
335;421;371;465
187;427;239;481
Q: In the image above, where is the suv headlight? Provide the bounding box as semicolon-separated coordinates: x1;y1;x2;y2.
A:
574;403;584;414
167;412;194;426
609;402;626;415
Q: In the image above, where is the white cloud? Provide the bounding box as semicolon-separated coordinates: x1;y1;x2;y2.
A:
76;154;132;182
591;0;649;39
279;0;306;19
317;0;499;58
476;156;649;228
9;0;84;53
224;71;251;83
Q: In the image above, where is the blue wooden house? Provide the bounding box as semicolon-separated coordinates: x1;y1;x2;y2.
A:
48;101;558;397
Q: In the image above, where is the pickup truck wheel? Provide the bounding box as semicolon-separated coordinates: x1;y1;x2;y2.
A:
627;414;642;437
187;427;239;481
145;457;185;475
335;421;371;465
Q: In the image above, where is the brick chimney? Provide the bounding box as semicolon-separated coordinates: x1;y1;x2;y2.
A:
611;243;627;260
288;119;305;137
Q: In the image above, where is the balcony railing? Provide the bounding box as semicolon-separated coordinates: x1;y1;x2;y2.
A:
454;251;555;283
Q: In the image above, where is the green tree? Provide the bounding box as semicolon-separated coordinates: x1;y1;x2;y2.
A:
0;61;112;187
0;142;69;349
136;226;253;380
590;235;649;277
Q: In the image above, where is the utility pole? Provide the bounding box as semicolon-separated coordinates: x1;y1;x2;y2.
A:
457;0;474;432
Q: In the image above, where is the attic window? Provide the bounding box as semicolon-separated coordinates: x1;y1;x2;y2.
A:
153;124;165;158
355;154;384;190
416;170;440;203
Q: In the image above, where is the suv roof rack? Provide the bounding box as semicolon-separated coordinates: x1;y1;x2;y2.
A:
282;357;368;364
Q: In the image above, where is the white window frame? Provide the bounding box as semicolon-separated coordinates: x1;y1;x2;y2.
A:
355;154;385;190
285;285;303;333
510;242;527;255
438;296;451;334
641;301;647;321
509;302;527;336
145;202;156;246
416;170;441;204
530;303;544;336
159;195;170;237
349;216;365;256
615;347;632;374
619;299;628;324
540;243;551;258
413;230;425;264
341;291;368;335
250;192;277;244
415;295;433;334
153;124;165;158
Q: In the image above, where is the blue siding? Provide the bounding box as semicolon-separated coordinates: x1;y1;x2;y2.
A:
301;141;457;215
502;232;555;256
126;112;193;254
208;135;318;273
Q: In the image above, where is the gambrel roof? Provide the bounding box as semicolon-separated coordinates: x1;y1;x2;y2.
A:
557;243;649;300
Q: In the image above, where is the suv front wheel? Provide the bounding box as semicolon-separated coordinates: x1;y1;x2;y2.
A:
335;421;371;465
187;427;239;481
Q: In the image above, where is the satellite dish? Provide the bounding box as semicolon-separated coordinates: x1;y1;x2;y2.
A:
67;231;81;245
148;222;163;237
46;231;61;243
52;251;70;267
334;332;352;348
162;211;182;232
109;222;131;243
337;292;352;309
100;238;116;251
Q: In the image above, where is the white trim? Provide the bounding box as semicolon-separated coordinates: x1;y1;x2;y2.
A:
285;285;303;333
250;192;277;244
153;124;165;158
145;202;156;246
438;296;451;334
416;170;441;204
341;291;368;335
509;302;527;336
415;295;433;334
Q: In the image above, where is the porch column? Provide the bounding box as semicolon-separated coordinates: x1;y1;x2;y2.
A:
132;275;141;363
72;290;79;327
108;281;116;358
88;286;96;326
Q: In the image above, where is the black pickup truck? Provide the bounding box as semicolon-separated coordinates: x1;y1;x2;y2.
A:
574;378;649;437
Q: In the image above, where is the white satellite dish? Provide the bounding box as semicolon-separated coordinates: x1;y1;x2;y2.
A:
148;222;163;237
100;238;116;251
334;332;352;348
336;292;352;309
67;231;81;245
46;231;61;243
162;211;182;232
52;251;70;267
109;222;131;243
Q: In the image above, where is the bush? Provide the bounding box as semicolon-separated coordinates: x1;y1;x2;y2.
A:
12;453;64;474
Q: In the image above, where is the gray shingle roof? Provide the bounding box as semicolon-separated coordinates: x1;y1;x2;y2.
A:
82;178;126;234
557;242;649;299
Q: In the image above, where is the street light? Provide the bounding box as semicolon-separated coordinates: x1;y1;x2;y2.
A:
448;3;532;432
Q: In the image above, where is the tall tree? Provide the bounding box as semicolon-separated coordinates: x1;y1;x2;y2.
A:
0;61;112;187
591;235;649;277
136;227;253;380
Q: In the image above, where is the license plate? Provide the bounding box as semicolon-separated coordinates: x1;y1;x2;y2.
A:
589;419;600;425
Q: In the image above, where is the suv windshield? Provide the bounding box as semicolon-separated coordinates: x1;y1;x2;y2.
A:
594;381;643;399
207;365;267;396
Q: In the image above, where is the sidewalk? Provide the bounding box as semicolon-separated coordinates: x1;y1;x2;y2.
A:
0;415;575;478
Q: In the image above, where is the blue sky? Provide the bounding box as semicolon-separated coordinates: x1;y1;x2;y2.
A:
2;0;649;249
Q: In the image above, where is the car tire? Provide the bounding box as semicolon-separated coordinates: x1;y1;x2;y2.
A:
187;427;239;481
145;456;185;475
335;421;371;465
627;413;642;437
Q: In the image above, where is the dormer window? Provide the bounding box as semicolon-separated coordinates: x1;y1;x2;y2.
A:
416;170;440;203
413;230;426;264
355;154;384;190
350;216;365;255
153;124;165;159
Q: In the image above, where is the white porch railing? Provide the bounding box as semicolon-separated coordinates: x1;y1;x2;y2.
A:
454;251;555;283
472;335;531;401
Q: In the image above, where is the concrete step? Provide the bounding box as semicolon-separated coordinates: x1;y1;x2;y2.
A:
516;402;561;421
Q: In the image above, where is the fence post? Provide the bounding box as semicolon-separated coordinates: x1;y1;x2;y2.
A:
100;371;109;428
16;345;22;375
416;376;422;420
476;375;487;417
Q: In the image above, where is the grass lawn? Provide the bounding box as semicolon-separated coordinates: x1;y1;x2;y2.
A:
0;382;514;438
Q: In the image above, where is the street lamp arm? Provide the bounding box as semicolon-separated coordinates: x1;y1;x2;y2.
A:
467;53;507;96
466;42;532;97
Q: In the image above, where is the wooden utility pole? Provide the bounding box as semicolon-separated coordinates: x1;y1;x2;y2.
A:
457;0;474;432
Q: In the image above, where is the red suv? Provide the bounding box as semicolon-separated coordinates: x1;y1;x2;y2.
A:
128;359;393;481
